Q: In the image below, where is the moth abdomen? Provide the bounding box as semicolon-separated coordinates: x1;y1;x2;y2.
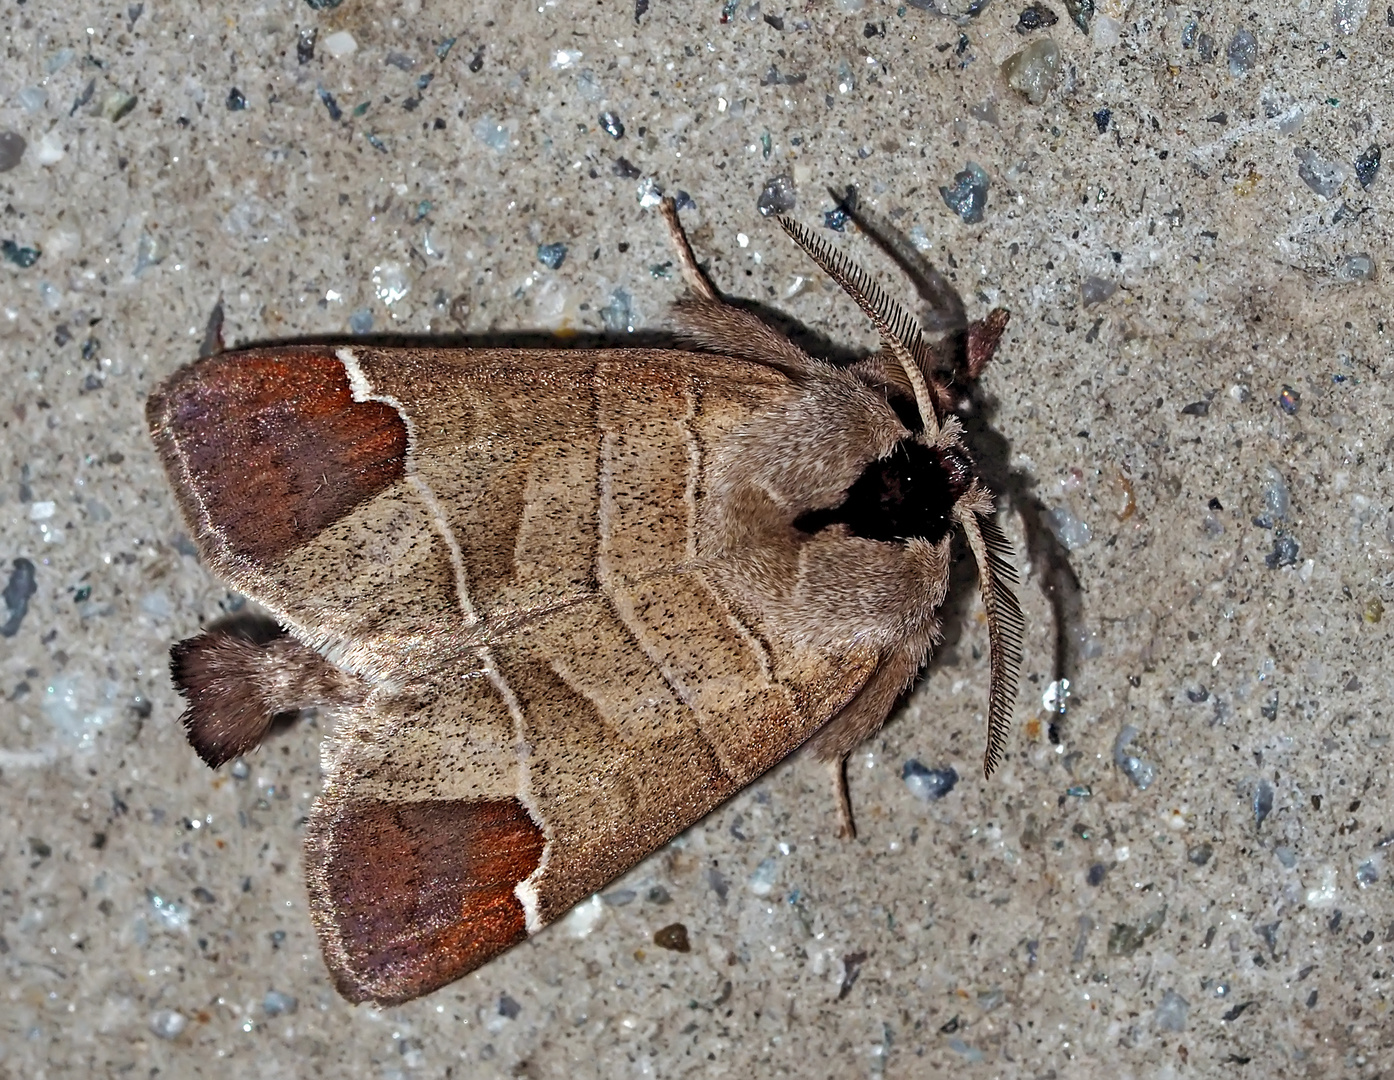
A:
170;618;365;767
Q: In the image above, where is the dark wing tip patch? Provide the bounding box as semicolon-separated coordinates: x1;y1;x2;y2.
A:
306;796;546;1005
148;348;408;566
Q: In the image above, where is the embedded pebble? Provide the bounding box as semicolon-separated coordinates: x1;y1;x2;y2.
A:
598;111;624;139
653;923;691;952
1063;0;1093;32
1253;780;1274;826
537;242;568;270
0;132;25;172
322;30;358;57
474;117;510;153
1016;3;1058;33
939;162;989;224
101;90;138;121
35;130;64;165
1274;845;1296;868
1333;0;1370;34
756;173;796;217
1295;148;1347;199
1001;39;1060;105
1264;535;1299;569
823;204;851;231
1046;506;1092;550
1356;860;1378;887
1080;276;1117;307
1108;906;1166;956
2;240;41;268
226;87;247;111
748;856;777;896
575;69;603;102
262;990;298;1016
1334;253;1375;282
563;894;605;937
2;558;38;637
1187;843;1213;866
637;176;664;208
600;288;634;333
1113;725;1157;790
1154;989;1190;1032
1278;385;1300;414
1259;465;1290;523
1354;144;1381;189
1226;27;1258;76
902;760;959;801
149;1009;187;1040
371;263;408;305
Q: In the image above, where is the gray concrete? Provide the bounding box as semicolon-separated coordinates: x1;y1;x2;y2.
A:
2;0;1391;1075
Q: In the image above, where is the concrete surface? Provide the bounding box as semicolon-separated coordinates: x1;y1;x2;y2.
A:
2;0;1392;1076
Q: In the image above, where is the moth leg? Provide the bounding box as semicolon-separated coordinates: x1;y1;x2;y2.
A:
659;196;719;302
170;617;365;767
809;643;925;837
831;756;857;840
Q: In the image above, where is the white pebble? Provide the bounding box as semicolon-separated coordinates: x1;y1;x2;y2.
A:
563;894;605;938
322;31;358;58
149;1008;187;1039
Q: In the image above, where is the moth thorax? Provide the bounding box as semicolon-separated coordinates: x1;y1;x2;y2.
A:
795;438;977;547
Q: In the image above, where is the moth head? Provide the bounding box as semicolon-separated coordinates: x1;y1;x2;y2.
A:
778;217;1025;779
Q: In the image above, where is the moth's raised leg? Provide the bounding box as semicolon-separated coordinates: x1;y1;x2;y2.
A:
659;197;719;302
171;618;365;767
660;198;819;374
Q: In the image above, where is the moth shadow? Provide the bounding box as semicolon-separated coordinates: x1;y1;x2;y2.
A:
840;197;1085;745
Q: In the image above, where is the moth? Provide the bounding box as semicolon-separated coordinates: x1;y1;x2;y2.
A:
146;200;1023;1005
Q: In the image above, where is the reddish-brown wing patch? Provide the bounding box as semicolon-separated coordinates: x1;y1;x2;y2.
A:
147;348;406;565
306;797;546;1005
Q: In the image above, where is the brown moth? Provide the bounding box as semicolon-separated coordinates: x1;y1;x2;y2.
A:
146;200;1023;1005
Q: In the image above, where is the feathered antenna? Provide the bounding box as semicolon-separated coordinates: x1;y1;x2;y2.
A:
956;504;1025;777
777;216;941;440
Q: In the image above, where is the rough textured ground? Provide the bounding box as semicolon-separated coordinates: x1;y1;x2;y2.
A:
2;1;1392;1076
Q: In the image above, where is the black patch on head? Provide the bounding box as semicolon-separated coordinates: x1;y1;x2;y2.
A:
795;440;973;545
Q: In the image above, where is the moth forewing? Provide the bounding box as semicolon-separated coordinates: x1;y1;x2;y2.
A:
147;200;1020;1004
